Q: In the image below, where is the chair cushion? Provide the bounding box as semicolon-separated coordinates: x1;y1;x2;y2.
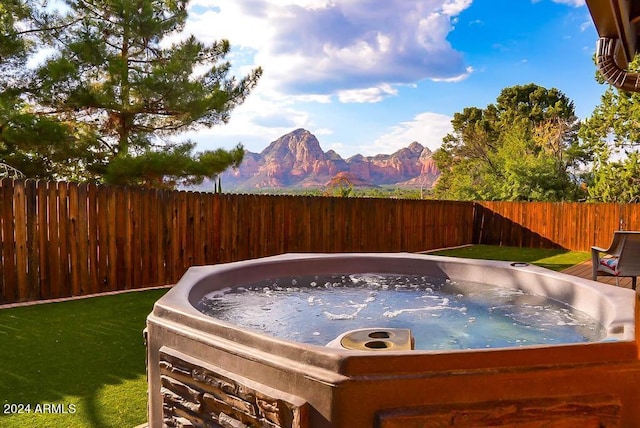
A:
599;257;620;276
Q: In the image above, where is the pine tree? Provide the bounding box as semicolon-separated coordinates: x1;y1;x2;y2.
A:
1;1;88;179
31;0;261;187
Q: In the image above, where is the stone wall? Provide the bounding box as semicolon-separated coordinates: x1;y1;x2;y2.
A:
159;348;308;428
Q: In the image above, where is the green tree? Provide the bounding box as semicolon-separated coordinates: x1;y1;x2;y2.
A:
0;1;88;179
580;58;640;202
29;0;261;187
0;1;30;63
433;84;588;201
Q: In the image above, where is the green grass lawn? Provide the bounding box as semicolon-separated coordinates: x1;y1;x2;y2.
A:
429;244;590;271
0;288;168;428
0;245;590;428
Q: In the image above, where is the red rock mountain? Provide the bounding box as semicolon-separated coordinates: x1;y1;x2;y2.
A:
219;129;440;190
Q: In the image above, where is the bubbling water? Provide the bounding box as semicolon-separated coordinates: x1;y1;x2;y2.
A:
196;273;606;350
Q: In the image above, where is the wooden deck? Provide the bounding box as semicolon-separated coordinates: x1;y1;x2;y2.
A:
562;261;635;289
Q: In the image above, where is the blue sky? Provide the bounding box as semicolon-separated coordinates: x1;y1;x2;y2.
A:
175;0;603;158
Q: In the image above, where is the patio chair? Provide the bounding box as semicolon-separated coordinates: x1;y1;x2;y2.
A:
591;231;640;290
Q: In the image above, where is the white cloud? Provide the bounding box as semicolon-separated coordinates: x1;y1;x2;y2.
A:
550;0;585;6
442;0;473;16
431;66;474;82
337;85;398;103
360;112;453;155
181;0;473;99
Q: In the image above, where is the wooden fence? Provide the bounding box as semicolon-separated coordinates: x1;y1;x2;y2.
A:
4;178;640;305
0;179;475;304
474;201;640;251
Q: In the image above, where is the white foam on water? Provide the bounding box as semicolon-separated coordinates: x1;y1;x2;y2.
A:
197;272;607;350
323;312;357;320
383;305;467;318
204;287;232;298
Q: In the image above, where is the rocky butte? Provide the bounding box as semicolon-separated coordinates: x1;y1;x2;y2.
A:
217;128;440;191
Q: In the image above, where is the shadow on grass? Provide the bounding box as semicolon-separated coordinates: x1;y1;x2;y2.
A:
0;288;168;428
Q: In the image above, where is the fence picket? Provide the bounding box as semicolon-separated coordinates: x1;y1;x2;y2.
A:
97;185;109;291
86;183;99;294
0;180;5;302
1;179;16;303
130;187;143;289
76;183;89;295
14;180;28;301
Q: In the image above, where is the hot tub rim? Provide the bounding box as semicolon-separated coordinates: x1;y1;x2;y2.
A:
150;253;636;373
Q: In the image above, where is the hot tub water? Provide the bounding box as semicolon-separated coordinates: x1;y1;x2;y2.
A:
197;273;606;350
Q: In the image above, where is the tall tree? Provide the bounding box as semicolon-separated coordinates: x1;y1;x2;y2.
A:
580;58;640;202
0;0;87;179
433;84;588;201
30;0;261;187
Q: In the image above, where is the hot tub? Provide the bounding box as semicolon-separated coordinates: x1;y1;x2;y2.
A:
146;253;640;427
